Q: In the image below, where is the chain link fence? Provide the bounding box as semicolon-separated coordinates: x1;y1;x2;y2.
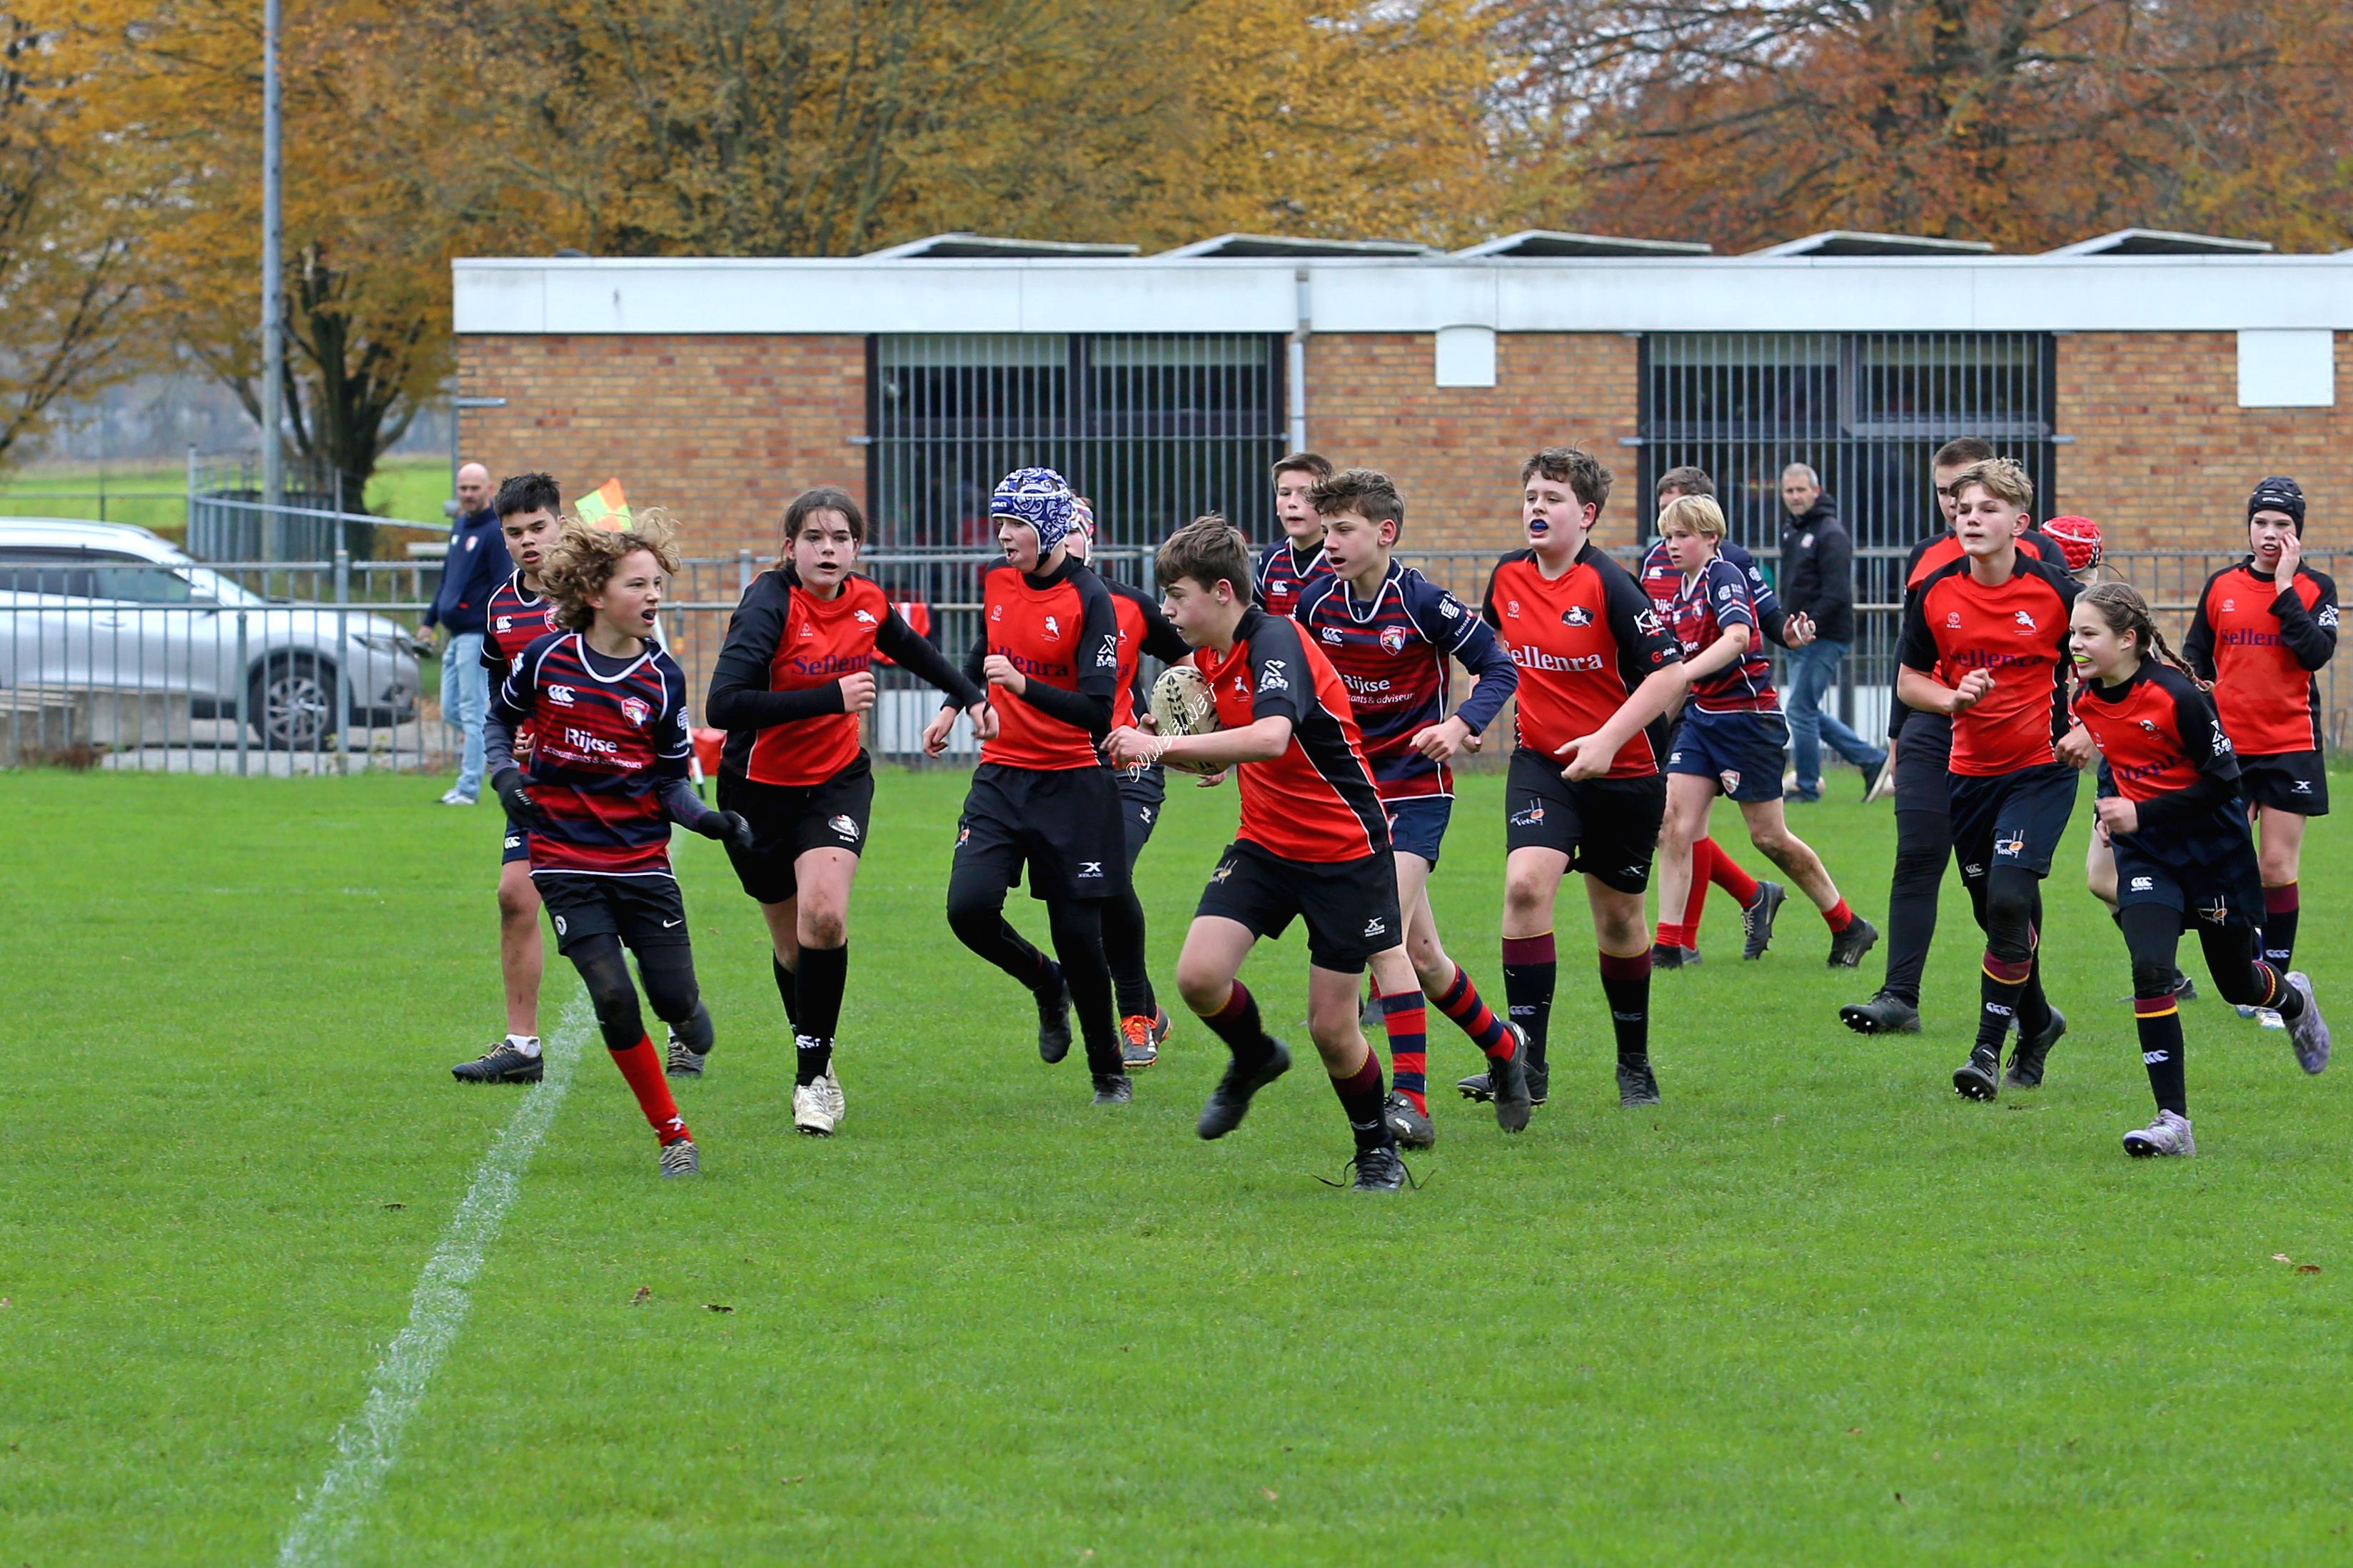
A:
6;540;2342;776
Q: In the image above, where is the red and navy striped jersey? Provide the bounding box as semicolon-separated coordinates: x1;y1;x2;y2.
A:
1899;555;2079;776
1291;562;1516;801
1195;607;1389;862
1101;574;1192;729
2182;559;2338;757
965;560;1122;772
480;572;563;740
2074;661;2247;842
1255;538;1331;617
1481;544;1683;779
1666;555;1778;714
494;632;692;876
1640;537;1788;643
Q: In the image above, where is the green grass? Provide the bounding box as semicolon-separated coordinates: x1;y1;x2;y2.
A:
0;456;454;542
4;767;2350;1564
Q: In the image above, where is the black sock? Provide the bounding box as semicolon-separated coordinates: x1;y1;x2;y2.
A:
2134;996;2189;1116
1597;949;1651;1063
1501;933;1558;1068
2017;952;2054;1038
2264;884;2299;971
1978;951;2032;1051
1330;1048;1391;1151
772;954;800;1034
793;942;848;1086
1099;886;1157;1019
1199;980;1276;1071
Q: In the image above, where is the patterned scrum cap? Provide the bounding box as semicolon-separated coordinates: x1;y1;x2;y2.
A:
2248;476;2306;532
989;467;1077;552
2041;515;2102;574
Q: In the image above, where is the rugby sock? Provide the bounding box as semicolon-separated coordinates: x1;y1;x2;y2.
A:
1597;949;1651;1064
771;954;800;1034
1432;963;1515;1058
1711;840;1762;906
1678;839;1715;941
1821;897;1855;934
610;1033;691;1145
1653;919;1691;952
1379;990;1429;1115
1328;1046;1390;1152
2133;993;2189;1116
507;1033;543;1061
1200;980;1278;1072
2264;884;2299;971
2252;959;2305;1021
1977;951;2034;1050
1501;933;1557;1070
793;942;847;1086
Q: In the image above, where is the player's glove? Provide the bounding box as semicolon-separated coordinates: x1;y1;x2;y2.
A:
490;767;545;829
701;809;755;851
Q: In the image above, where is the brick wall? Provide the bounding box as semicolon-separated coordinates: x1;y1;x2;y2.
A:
1308;333;1641;562
455;333;867;561
2057;332;2353;551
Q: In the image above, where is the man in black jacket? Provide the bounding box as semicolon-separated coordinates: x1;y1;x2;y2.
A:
1778;463;1887;802
420;462;512;804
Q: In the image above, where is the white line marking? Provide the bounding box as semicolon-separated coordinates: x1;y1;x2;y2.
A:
276;993;592;1567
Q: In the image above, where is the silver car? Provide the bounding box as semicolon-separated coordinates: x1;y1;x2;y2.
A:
0;519;419;748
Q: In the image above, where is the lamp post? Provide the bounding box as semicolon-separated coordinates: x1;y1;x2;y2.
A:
261;0;284;550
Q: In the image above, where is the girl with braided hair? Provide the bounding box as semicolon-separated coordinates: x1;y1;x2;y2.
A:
2067;581;2330;1158
486;511;752;1178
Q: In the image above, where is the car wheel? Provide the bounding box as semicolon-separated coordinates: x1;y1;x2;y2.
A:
249;653;338;748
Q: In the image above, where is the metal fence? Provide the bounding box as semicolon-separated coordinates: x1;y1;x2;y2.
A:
869;334;1289;550
7;542;2344;776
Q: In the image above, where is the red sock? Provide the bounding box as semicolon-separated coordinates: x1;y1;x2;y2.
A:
1708;839;1760;906
610;1034;690;1145
1655;920;1689;951
1679;841;1715;938
1822;897;1854;933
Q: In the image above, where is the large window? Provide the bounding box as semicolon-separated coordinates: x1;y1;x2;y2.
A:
868;333;1288;549
1638;332;2057;561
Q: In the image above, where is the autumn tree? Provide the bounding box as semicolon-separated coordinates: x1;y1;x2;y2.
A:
1497;0;2353;252
0;11;146;469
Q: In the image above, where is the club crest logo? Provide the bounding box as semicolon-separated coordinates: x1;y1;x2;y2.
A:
2013;610;2037;632
1995;834;2025;858
2197;895;2229;925
854;609;877;624
620;696;650;727
1561;605;1594;627
1043;614;1062;641
956;824;970;846
828;814;860;841
1379;626;1409;654
1720;770;1741;794
1212;856;1235;883
1508;803;1546;827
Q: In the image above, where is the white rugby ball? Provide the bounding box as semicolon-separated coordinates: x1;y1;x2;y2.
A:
1147;664;1221;775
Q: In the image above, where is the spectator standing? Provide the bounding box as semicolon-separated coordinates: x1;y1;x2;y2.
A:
1778;462;1887;801
421;462;513;804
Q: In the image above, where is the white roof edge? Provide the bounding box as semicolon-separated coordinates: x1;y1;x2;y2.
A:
1749;230;1996;257
1152;233;1439;259
2042;227;2274;256
862;232;1139;258
1453;230;1711;258
451;253;2353;337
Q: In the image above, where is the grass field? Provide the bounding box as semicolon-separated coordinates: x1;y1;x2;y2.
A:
0;455;454;541
6;766;2351;1564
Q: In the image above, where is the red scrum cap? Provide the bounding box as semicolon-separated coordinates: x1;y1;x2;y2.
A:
2042;515;2102;574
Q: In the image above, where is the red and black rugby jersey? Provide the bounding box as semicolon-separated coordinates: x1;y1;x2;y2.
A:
705;565;981;787
1194;607;1388;862
1255;537;1331;616
966;560;1121;772
2074;662;2244;838
1899;554;2079;776
1101;575;1192;729
1481;543;1683;780
1293;562;1516;801
495;631;692;876
1666;555;1777;714
1905;526;2057;593
2182;559;2338;757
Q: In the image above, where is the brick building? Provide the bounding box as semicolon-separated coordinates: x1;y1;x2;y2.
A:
452;229;2352;567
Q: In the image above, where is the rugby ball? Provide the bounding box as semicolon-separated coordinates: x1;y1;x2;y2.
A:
1147;664;1221;775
